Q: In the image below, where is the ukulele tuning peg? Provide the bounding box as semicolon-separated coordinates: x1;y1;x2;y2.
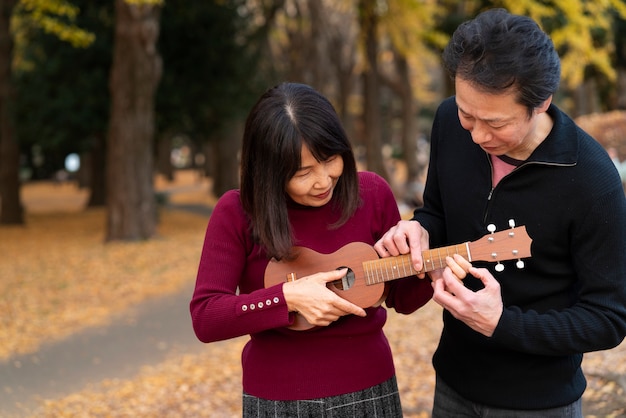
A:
516;260;525;269
487;224;497;242
495;262;505;272
508;220;517;238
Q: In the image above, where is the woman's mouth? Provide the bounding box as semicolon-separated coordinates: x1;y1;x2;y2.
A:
313;189;331;200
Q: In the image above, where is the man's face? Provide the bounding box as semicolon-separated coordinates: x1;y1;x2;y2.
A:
455;78;551;160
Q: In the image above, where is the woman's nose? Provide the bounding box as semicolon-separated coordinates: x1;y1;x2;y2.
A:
315;169;332;188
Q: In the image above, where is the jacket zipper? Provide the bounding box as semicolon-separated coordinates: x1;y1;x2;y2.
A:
483;156;575;224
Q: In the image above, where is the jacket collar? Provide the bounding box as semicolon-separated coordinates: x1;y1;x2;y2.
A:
525;104;578;166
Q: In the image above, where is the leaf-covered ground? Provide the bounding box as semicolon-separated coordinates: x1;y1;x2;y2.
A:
2;172;625;417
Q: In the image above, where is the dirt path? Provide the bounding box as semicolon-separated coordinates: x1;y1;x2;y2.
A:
0;282;204;417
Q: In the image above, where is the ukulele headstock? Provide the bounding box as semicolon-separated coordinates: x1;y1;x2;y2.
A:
468;220;532;271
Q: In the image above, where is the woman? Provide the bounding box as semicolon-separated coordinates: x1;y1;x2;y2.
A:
190;82;433;416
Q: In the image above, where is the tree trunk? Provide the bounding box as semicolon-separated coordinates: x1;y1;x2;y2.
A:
395;54;425;206
87;133;106;207
105;0;162;241
572;78;600;117
359;0;388;181
617;68;626;110
326;5;357;145
156;133;173;181
0;0;23;225
211;122;242;198
202;141;212;180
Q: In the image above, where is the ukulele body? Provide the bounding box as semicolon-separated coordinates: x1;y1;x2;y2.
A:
264;242;386;310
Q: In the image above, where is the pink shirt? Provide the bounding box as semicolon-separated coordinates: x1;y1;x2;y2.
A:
491;154;520;186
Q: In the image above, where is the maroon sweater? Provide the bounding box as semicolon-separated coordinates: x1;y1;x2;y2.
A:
190;171;433;400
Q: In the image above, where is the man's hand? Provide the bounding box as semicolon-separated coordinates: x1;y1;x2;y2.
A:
432;254;503;337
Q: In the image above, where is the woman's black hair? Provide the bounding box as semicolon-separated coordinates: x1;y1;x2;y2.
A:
240;82;360;260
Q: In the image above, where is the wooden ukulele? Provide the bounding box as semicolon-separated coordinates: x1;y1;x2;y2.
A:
264;222;532;330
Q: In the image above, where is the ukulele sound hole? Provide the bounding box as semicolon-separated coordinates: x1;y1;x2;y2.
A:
331;266;355;291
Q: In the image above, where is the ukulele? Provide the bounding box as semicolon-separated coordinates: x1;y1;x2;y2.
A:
264;222;532;330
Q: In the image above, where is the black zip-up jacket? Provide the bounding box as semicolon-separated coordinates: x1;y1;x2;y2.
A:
415;97;626;409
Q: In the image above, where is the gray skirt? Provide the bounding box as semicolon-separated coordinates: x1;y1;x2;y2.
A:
242;375;402;418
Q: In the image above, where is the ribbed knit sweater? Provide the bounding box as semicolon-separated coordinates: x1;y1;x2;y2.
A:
417;97;626;409
191;171;433;400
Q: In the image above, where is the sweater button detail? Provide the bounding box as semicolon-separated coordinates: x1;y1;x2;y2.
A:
257;302;264;309
265;299;271;306
273;297;280;303
249;304;255;310
242;305;248;311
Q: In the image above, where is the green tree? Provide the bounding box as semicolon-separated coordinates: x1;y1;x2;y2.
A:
0;0;20;224
14;0;112;207
1;0;93;225
378;0;447;200
156;0;263;196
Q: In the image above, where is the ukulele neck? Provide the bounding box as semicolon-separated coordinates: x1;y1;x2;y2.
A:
363;243;470;284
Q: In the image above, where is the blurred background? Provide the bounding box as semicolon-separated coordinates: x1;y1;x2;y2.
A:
1;1;626;416
2;0;626;235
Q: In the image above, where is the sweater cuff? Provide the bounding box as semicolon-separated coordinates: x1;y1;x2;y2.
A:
491;307;520;344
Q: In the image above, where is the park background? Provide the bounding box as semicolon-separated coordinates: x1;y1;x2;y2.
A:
1;0;626;416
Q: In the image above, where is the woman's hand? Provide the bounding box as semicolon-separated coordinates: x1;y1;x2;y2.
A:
374;220;430;278
282;268;367;327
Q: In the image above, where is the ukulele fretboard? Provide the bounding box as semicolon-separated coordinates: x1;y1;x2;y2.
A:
362;243;470;285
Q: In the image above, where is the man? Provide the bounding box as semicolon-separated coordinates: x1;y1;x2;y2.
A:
375;8;626;417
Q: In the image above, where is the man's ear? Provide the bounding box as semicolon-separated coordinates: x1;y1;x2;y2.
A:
536;95;552;114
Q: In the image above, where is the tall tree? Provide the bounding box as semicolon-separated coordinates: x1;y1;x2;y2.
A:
14;0;112;205
379;0;446;200
613;13;626;110
359;0;387;180
156;0;262;196
1;0;94;224
106;0;162;241
323;1;358;135
0;0;20;224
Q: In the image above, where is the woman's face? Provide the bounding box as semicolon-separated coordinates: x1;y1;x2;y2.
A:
286;144;344;207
